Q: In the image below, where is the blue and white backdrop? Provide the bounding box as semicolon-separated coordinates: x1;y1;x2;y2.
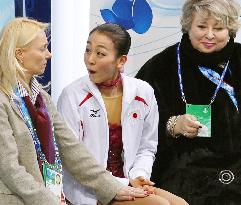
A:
90;0;241;77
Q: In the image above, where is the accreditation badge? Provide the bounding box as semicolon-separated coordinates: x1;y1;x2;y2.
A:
43;163;65;202
186;104;211;137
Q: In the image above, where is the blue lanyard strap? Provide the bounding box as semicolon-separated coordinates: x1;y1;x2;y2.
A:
176;43;187;103
13;88;62;171
176;43;237;111
199;66;239;112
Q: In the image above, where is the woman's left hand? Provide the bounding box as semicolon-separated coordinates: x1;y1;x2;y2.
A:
129;176;155;189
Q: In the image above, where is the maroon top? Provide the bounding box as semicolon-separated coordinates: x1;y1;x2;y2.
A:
107;124;125;178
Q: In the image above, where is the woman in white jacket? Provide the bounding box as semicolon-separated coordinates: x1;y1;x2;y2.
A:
58;23;188;205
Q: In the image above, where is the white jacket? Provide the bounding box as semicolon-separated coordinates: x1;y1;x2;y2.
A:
57;74;159;205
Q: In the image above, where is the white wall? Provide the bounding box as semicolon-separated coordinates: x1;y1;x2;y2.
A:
51;0;90;103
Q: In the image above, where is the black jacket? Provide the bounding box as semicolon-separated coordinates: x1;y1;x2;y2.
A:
136;34;241;205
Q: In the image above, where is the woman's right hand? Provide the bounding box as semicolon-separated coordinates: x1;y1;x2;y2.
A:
174;114;202;138
114;186;148;201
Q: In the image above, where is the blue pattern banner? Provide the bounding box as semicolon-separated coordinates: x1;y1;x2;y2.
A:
90;0;184;77
90;0;241;77
100;0;153;34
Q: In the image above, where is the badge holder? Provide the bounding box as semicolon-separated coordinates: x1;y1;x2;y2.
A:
43;163;65;202
186;104;211;137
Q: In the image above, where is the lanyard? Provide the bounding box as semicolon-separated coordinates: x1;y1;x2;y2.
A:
13;88;62;171
199;66;239;112
176;43;230;106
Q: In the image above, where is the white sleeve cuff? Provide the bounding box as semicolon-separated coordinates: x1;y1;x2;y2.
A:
129;170;149;180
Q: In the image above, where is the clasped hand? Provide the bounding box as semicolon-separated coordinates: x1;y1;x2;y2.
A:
114;176;154;201
130;176;155;194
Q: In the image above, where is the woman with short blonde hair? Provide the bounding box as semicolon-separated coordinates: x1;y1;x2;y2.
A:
181;0;240;37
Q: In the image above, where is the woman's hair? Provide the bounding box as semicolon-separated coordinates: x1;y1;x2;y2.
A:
0;17;48;96
181;0;241;37
89;23;131;57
